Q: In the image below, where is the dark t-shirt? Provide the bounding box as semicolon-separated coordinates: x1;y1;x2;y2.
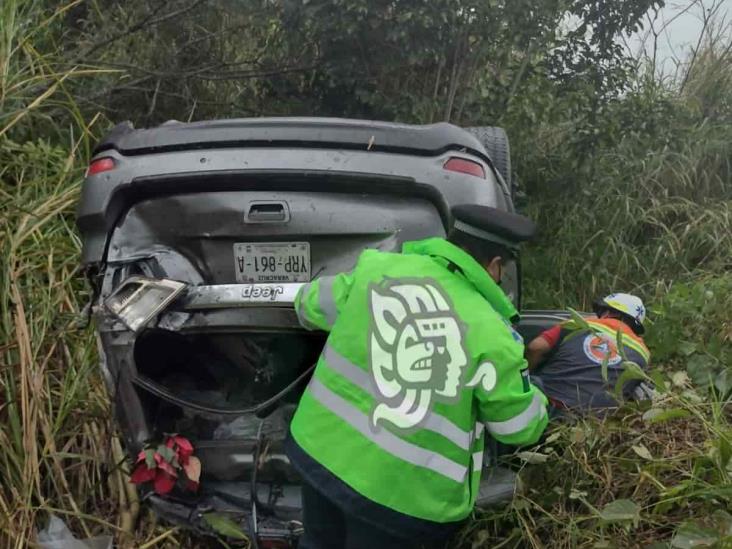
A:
532;318;650;410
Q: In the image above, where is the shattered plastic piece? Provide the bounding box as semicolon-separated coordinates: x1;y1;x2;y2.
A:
37;515;112;549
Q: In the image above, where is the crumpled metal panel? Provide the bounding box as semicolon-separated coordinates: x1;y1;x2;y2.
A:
105;190;444;285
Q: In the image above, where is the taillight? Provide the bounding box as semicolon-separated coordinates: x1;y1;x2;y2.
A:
86;157;116;176
443;157;485;179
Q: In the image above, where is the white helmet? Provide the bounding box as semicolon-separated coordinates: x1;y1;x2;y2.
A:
593;293;646;334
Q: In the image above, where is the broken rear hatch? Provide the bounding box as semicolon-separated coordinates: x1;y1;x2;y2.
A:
101;276;531;545
91;183;448;544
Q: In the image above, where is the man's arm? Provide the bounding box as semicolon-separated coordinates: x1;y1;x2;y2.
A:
526;336;553;369
294;272;355;332
526;325;562;370
474;325;548;447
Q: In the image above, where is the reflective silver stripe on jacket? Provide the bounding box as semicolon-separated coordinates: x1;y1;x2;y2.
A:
472;423;485;472
472;451;484;472
308;378;468;483
322;344;472;450
318;276;339;328
295;283;320;330
485;392;546;436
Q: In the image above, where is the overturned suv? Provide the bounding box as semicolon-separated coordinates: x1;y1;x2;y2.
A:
77;118;562;546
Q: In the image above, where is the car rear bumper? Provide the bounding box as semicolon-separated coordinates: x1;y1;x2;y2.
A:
77;146;501;266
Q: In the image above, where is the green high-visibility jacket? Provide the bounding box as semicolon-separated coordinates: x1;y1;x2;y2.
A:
290;238;548;523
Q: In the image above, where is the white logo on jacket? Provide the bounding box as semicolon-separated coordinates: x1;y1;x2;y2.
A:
367;278;470;430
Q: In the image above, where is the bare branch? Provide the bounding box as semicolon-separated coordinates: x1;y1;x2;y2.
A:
83;0;208;54
191;64;321;81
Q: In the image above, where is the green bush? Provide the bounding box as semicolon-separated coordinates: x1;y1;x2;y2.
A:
519;41;731;318
462;401;732;549
647;275;732;395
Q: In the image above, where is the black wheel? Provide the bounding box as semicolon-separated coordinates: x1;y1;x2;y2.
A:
466;126;511;188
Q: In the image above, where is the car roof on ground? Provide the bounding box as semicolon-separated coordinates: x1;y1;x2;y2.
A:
94;117;489;161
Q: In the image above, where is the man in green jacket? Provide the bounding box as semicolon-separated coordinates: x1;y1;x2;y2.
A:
286;205;549;549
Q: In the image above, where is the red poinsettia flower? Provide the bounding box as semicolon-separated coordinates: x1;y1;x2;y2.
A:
153;471;175;496
166;434;194;465
153;471;177;495
154;453;179;477
183;454;201;492
129;462;156;484
129;435;199;495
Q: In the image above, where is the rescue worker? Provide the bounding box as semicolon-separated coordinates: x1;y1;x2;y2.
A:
525;293;651;412
286;205;549;549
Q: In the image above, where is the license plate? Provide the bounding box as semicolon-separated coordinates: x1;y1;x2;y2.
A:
233;242;310;283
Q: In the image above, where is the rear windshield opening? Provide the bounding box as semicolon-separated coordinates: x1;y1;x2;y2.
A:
134;329;324;413
133;329;324;483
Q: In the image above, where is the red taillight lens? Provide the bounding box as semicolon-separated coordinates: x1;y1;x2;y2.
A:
86;157;116;176
443;157;485;179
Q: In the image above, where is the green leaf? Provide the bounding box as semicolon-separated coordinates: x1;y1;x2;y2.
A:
679;341;697;357
156;444;176;463
718;436;732;470
670;523;719;548
202;513;249;540
599;499;640;526
631;444;653;460
144;449;156;469
613;361;647;399
714;368;732;395
642;408;691;424
615;329;627;360
686;354;716;389
562;329;586;343
566;307;591;331
516;451;548;464
649;370;668;393
601;352;610;384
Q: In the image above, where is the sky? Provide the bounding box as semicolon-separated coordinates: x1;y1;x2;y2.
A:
631;0;731;73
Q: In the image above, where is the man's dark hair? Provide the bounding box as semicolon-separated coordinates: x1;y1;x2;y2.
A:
448;230;514;265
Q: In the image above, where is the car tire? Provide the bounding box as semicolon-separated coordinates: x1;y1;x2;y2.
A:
466;126;511;188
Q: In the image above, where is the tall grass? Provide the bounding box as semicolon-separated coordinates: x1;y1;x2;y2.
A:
462;391;732;548
521;58;731;309
0;2;169;546
0;136;116;545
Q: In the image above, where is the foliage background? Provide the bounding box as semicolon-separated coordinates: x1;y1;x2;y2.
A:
0;0;730;547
